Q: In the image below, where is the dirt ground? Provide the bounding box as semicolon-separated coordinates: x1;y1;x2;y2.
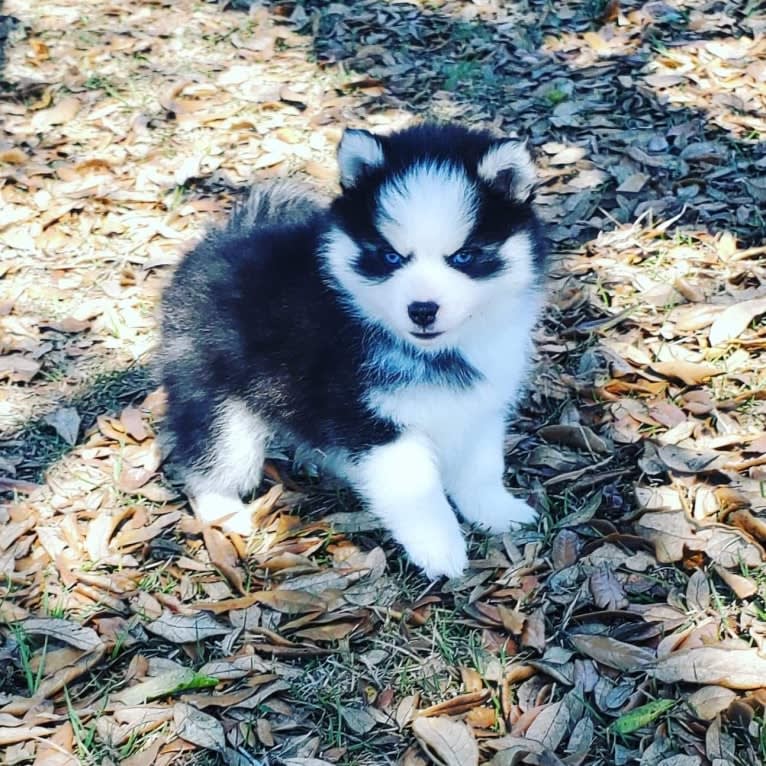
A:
1;0;765;764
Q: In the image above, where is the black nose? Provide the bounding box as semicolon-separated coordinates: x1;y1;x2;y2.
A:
407;301;439;328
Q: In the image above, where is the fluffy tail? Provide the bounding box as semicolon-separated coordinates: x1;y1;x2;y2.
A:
228;180;326;234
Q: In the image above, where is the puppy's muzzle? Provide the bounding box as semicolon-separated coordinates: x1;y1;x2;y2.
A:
408;301;439;329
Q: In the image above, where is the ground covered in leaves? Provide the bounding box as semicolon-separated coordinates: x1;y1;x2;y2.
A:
1;0;765;764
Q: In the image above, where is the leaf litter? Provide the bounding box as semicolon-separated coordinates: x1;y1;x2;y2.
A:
1;0;765;764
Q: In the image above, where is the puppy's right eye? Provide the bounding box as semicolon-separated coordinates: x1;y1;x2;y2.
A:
384;251;403;265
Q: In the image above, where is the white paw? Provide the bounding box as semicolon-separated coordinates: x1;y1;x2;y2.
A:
398;521;468;580
459;487;537;534
194;493;253;535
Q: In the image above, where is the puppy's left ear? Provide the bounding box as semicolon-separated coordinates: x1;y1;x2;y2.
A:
337;128;385;189
477;140;537;202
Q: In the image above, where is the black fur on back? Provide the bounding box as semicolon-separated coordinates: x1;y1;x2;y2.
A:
159;182;399;473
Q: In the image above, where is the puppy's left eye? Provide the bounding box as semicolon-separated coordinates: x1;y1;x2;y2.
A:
384;251;403;265
449;249;478;266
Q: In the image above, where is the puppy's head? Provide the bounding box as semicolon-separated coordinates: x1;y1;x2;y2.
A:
324;123;545;350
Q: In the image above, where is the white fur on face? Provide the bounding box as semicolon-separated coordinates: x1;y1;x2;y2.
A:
323;164;538;349
376;163;477;258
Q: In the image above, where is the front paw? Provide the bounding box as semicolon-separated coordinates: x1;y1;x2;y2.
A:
398;522;468;580
459;488;537;533
193;493;254;536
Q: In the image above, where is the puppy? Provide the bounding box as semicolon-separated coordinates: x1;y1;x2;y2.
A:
159;122;548;579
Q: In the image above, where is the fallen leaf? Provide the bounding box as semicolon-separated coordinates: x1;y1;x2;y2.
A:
120;406;150;442
713;565;757;599
570;635;655;671
340;706;377;734
709;298;766;345
31;95;80;129
0;354;41;382
651;646;766;689
413;716;479;766
145;611;230;643
521;609;546;652
590;566;628;610
649;360;721;386
43;407;81;446
419;690;491;718
687;686;737;720
525;699;570;751
616;173;649;193
20;618;102;651
252;589;327;614
552;529;581;569
173;702;225;752
538;424;609;453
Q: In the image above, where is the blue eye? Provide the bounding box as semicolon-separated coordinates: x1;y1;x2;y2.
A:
452;250;476;265
384;251;403;265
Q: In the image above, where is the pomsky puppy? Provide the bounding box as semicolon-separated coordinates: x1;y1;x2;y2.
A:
159;122;548;579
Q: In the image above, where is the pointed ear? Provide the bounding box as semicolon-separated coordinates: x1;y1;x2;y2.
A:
477;140;537;202
337;128;385;188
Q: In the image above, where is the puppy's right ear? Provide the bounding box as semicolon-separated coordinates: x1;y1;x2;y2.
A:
337;129;385;189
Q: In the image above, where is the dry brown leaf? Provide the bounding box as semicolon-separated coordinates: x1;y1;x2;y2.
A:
396;694;420;730
294;620;361;641
418;690;491;718
145;611;230;643
520;609;546;652
42;407;81;446
20;618;102;651
413;716;479;766
0;354;41;382
687;686;738;720
120;406;150;442
3;646;106;715
538;424;609;453
713;564;757;599
686;569;711;612
589;566;628;610
570;635;655;671
649;360;722;386
525;699;570;751
202;527;245;594
0;726;52;746
651;646;766;689
31;721;78;766
31;95;80;129
460;667;484;693
466;706;497;729
173;702;225;752
551;529;581;569
636;509;765;567
709;298;766;345
252;589;327;614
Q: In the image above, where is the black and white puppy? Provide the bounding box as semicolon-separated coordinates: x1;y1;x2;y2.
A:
160;122;548;579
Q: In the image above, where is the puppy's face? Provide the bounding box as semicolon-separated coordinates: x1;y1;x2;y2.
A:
324;124;544;351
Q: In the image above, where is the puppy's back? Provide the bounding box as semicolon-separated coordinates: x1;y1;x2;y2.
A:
229;181;326;235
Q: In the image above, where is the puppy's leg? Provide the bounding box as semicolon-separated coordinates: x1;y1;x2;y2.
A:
177;399;269;535
352;432;467;579
443;414;536;533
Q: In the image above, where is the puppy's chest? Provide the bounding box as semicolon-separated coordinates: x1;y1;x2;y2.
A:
367;375;508;441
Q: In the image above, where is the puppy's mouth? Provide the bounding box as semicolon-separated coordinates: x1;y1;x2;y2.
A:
410;331;444;340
